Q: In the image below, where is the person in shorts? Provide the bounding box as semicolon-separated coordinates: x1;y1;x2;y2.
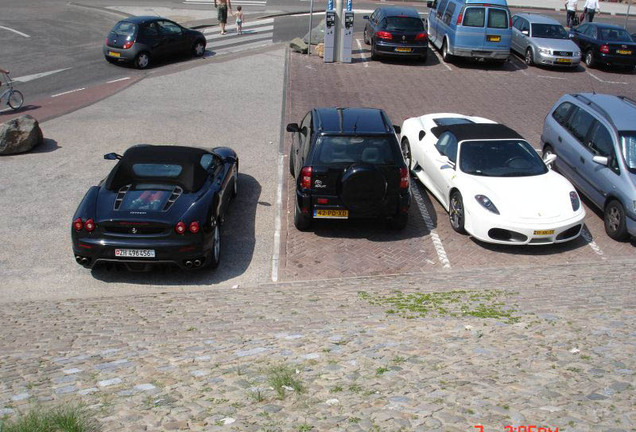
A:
234;6;244;34
214;0;233;35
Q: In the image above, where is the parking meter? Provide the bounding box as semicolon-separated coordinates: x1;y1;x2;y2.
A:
324;11;336;63
340;11;354;63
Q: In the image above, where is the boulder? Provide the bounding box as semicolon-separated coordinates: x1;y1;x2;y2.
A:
316;43;325;58
0;115;43;155
290;37;308;54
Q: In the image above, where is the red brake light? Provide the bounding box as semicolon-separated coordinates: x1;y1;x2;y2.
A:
377;31;393;40
84;219;95;232
189;221;200;234
175;221;186;234
600;44;610;54
415;32;428;41
73;217;83;231
399;168;409;189
122;40;134;49
317;198;328;204
300;167;313;189
456;12;463;25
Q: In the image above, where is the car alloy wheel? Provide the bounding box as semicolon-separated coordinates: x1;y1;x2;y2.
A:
363;28;370;45
449;191;466;234
585;50;595;68
525;48;534;66
401;138;412;171
193;41;205;57
604;200;629;241
209;223;221;268
135;52;150;69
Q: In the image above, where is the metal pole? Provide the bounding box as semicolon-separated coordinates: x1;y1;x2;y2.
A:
335;0;343;61
307;0;314;55
625;0;632;30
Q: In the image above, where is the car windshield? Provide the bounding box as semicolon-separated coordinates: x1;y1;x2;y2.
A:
599;28;633;42
619;131;636;171
315;136;396;165
112;21;137;37
119;184;175;211
385;16;424;31
531;23;568;39
460;140;548;177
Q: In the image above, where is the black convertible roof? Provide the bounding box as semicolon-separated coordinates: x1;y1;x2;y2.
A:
430;123;524;141
105;145;209;192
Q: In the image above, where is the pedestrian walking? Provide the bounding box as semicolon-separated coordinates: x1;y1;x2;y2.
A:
565;0;578;27
214;0;233;35
583;0;600;22
234;6;244;35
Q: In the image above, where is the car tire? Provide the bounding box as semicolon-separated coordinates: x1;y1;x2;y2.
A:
442;39;452;63
208;222;221;269
192;40;206;57
294;202;312;231
604;200;629;241
388;213;408;230
401;138;414;171
371;41;379;60
134;52;151;69
525;48;534;66
585;49;596;68
289;153;295;177
449;190;466;234
542;144;557;171
363;28;370;45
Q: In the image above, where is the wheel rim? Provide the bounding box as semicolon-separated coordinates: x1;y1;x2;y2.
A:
586;52;592;66
449;195;463;229
212;225;220;261
606;206;621;233
443;42;448;59
138;54;149;68
8;91;23;110
401;141;411;170
525;49;532;65
364;29;368;43
195;43;205;56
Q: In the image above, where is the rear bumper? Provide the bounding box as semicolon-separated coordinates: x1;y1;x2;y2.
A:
296;190;411;220
453;47;510;59
597;52;636;66
375;41;428;57
103;45;138;62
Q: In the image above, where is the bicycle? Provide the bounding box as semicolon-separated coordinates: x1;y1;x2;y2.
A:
0;72;24;111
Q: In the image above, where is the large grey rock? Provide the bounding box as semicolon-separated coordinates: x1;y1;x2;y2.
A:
303;19;326;45
289;37;308;54
0;115;44;155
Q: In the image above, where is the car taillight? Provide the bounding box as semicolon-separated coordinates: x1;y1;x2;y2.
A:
73;217;83;231
189;221;200;234
600;44;610;54
105;37;109;45
415;32;428;41
84;219;95;232
456;12;463;25
300;167;313;189
175;221;186;235
509;16;512;28
122;40;134;49
377;31;393;40
399;167;409;189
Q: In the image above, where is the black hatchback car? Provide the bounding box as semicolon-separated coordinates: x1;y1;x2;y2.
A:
363;7;429;61
569;23;636;71
103;16;207;69
287;107;411;231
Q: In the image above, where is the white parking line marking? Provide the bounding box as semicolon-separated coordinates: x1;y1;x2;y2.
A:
51;88;85;98
13;68;71;83
412;184;451;269
356;39;369;67
431;48;452;71
271;153;284;282
580;225;606;259
106;77;130;84
537;75;566;80
587;71;627;85
0;25;30;38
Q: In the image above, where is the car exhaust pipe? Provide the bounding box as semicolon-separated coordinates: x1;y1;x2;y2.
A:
75;256;83;264
185;260;193;268
80;257;89;264
193;259;201;267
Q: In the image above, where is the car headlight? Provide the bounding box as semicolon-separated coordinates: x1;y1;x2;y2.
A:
570;191;581;211
538;47;551;55
574;50;581;57
475;195;500;214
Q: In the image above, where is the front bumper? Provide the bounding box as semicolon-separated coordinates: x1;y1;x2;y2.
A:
375;41;428;57
536;51;580;67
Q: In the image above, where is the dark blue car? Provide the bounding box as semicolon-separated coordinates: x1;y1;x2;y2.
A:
363;6;429;62
71;145;238;271
569;22;636;71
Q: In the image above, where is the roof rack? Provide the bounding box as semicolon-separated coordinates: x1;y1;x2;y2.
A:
572;93;614;128
618;95;636;107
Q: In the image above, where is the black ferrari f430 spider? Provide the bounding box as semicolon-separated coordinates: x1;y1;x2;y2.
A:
71;145;238;271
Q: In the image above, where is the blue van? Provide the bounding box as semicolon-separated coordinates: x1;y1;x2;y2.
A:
426;0;512;64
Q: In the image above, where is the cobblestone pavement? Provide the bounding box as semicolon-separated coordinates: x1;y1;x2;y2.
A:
1;260;634;431
280;42;636;281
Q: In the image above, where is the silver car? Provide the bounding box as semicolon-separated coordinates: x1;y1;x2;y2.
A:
512;13;581;68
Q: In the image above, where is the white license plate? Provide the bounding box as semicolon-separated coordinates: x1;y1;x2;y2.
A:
115;249;155;258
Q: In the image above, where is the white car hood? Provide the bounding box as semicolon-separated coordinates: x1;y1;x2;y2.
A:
465;171;577;221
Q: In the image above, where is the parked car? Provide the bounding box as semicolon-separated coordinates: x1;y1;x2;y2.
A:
542;93;636;241
426;0;512;64
103;16;207;69
511;13;580;68
363;6;429;62
287;107;411;231
569;23;636;71
71;145;238;270
400;113;586;245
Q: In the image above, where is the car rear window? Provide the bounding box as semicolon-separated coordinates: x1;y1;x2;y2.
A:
112;21;137;36
385;16;424;31
599;28;633;42
463;7;485;27
315;136;396;165
132;164;183;177
487;9;509;29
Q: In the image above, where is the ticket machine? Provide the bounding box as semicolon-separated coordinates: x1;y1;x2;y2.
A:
340;11;354;63
324;11;336;63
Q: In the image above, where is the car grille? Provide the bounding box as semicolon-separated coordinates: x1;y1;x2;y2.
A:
163;186;183;211
114;184;131;210
553;51;573;56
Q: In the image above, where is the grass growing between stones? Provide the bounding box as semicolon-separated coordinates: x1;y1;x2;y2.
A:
0;404;100;432
358;289;520;323
267;365;304;399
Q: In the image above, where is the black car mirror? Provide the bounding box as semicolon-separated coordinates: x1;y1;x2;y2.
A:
286;123;300;133
427;0;435;9
104;152;122;160
393;125;401;134
419;130;426;141
363;15;369;20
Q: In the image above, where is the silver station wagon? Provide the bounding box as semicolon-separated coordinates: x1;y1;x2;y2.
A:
511;13;581;68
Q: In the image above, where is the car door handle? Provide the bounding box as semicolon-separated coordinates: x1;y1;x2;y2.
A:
580;156;585;164
558;136;562;142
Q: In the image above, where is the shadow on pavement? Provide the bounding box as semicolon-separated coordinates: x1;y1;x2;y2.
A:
90;173;261;285
31;138;60;154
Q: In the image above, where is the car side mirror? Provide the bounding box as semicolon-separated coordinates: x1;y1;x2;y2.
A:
592;155;609;166
393;125;401;134
543;153;557;167
419;130;426;141
521;30;529;36
104;152;122;160
286;123;299;133
363;15;369;20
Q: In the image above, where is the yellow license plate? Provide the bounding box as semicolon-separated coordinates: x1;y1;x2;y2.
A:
109;51;121;57
556;58;571;63
487;35;501;42
533;230;555;236
314;209;348;219
395;47;412;53
617;49;632;55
